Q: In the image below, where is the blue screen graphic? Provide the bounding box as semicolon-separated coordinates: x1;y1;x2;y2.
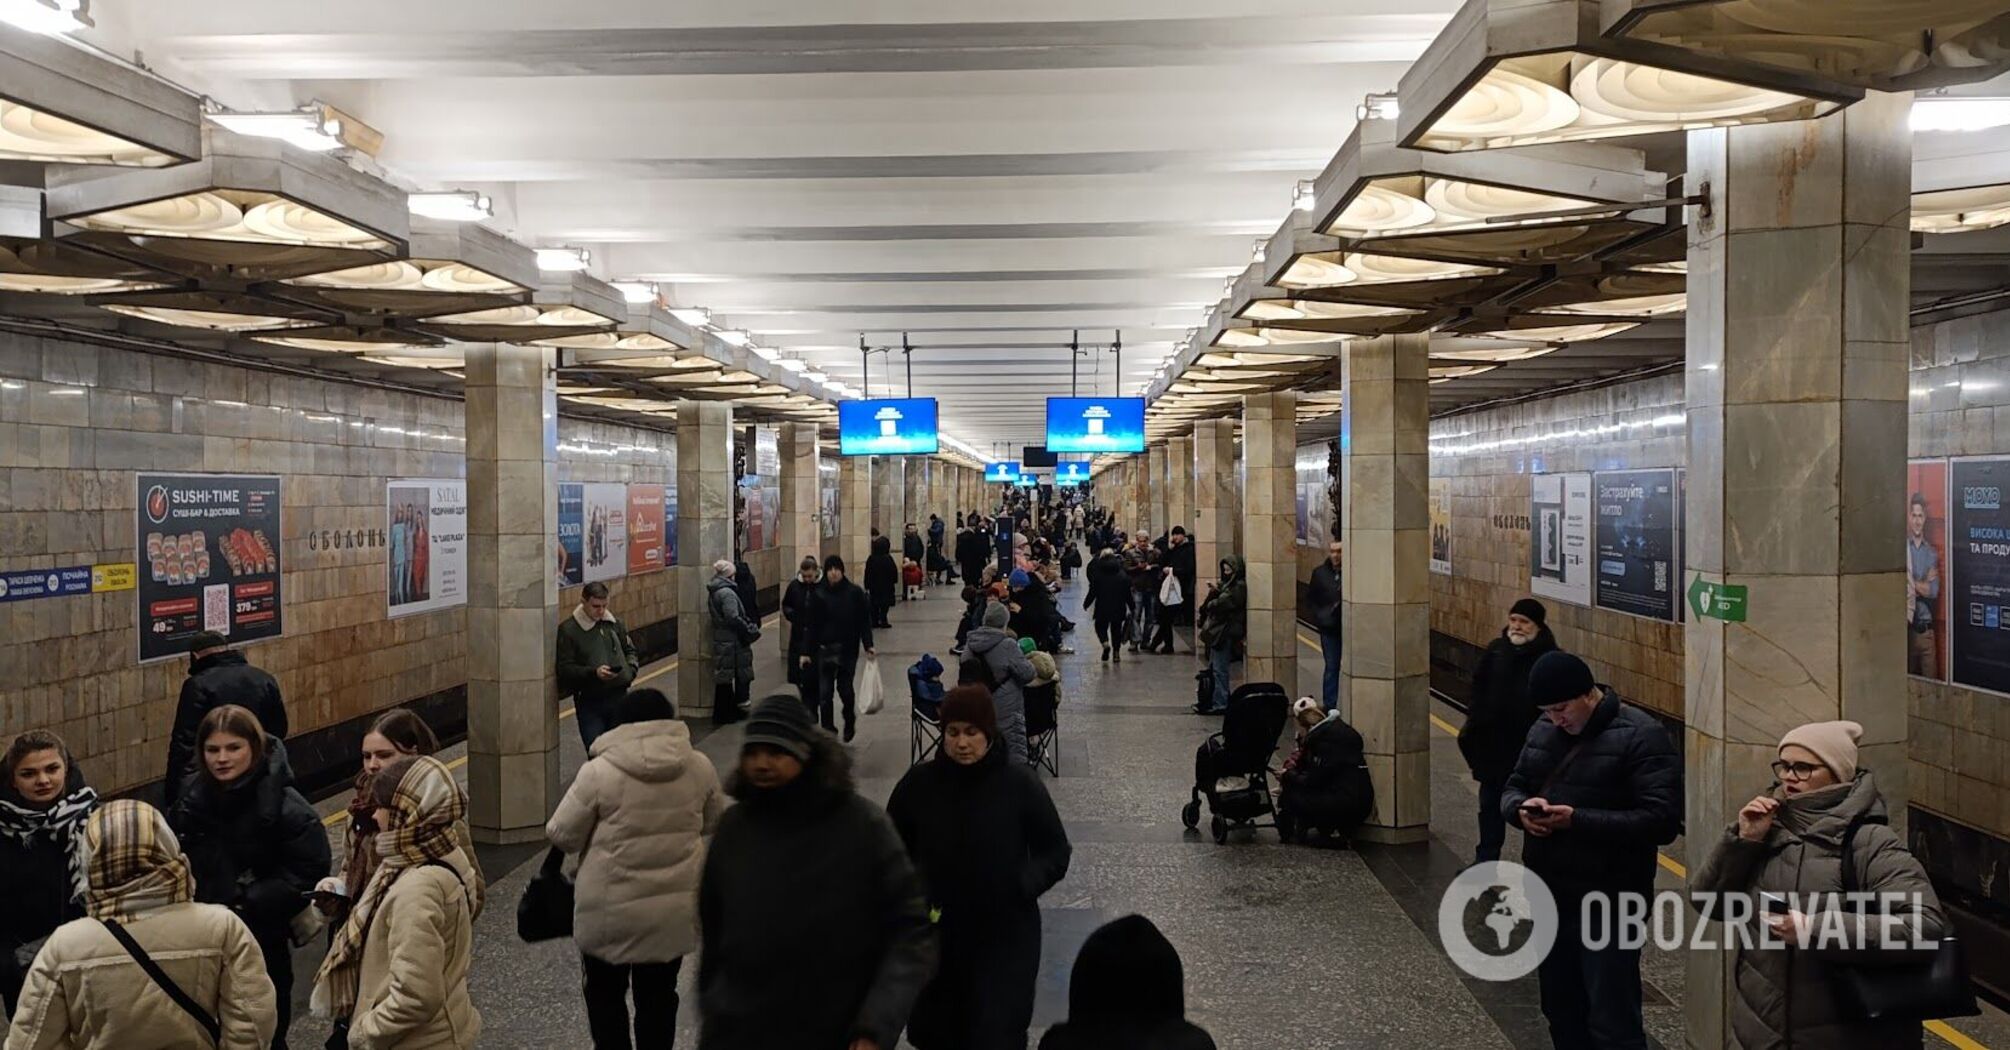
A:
838;398;939;456
1046;397;1146;453
984;461;1022;483
1056;462;1090;483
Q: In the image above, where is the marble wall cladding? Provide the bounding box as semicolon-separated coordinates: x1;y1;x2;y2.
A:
1168;436;1193;535
1243;394;1298;688
779;423;819;660
1192;419;1238;601
675;402;733;720
839;456;873;575
871;455;906;535
0;331;679;798
1147;444;1168;538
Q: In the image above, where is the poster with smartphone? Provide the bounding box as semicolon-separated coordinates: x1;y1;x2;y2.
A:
137;473;283;661
1593;468;1681;621
1530;472;1592;607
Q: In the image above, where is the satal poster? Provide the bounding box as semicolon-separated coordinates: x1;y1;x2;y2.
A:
1429;476;1453;575
1907;459;1950;681
627;484;667;575
137;473;283;661
1531;472;1593;607
1593;468;1681;622
386;479;467;618
1948;457;2010;694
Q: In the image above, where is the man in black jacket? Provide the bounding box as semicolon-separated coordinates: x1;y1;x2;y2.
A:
1502;651;1680;1050
956;518;990;592
1149;528;1196;654
1082;548;1133;662
700;696;935;1050
1457;597;1558;864
1305;540;1344;711
806;555;877;741
164;631;288;804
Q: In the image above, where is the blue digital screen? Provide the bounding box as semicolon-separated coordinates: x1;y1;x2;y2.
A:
984;461;1022;483
1046;397;1146;453
1056;462;1090;483
838;398;939;456
1015;475;1041;487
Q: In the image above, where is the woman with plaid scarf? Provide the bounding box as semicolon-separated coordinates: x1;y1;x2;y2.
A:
311;755;480;1049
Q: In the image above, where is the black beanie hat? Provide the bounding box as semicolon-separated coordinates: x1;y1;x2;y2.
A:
1509;598;1548;627
616;687;674;726
823;554;845;575
937;685;998;741
743;694;817;762
1067;915;1187;1023
1526;651;1596;706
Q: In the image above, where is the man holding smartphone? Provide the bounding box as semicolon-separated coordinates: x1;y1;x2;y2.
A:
1501;651;1681;1050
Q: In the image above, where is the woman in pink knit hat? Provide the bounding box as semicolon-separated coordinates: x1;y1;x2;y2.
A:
1692;720;1949;1049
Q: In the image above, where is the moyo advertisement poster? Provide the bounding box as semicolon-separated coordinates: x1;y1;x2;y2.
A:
1949;456;2010;694
1530;472;1592;608
1593;468;1681;622
137;473;283;661
386;479;467;618
627;484;667;575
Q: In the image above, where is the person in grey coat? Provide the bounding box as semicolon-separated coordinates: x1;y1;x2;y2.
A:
959;602;1037;764
1692;720;1948;1050
707;560;761;727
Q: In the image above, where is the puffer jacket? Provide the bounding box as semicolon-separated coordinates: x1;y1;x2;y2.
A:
1457;627;1559;784
348;848;482;1050
170;739;331;947
4;901;276;1050
1691;771;1945;1050
165;650;288;805
1279;715;1374;833
1196;556;1247;649
962;627;1037;764
1500;688;1681;896
707;574;759;686
547;719;726;965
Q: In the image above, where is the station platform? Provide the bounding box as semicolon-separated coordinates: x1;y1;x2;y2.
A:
286;579;2009;1050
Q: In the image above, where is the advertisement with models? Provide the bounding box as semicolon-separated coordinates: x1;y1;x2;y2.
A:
1907;460;1949;681
387;479;467;618
138;472;283;661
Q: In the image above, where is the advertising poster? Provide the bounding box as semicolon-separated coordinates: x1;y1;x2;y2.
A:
1948;457;2010;693
581;482;628;584
1429;476;1453;575
739;475;766;552
557;483;584;587
1593;468;1680;621
1907;461;1950;681
387;479;467;618
137;473;283;661
819;462;839;540
627;484;667;574
1531;473;1594;607
665;483;681;567
758;429;780;549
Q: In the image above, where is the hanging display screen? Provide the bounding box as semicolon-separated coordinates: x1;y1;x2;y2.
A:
838;397;940;455
985;461;1022;483
1045;397;1146;453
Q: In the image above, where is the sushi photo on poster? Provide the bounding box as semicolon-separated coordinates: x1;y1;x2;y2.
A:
137;473;283;661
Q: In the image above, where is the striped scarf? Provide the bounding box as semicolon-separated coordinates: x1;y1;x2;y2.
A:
311;756;468;1021
82;800;193;924
0;782;97;903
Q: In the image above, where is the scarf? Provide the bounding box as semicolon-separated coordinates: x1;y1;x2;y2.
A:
312;756;468;1021
83;800;193;923
0;781;98;903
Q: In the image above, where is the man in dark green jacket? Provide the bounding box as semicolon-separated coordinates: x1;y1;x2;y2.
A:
1194;555;1246;715
557;580;640;746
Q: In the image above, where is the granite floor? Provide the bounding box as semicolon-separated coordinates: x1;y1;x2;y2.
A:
282;577;2009;1050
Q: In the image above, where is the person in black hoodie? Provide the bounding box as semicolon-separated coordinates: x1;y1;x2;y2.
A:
865;535;899;628
0;730;97;1017
782;555;823;711
806;555;877;741
1038;914;1215;1050
1502;651;1680;1050
171;704;331;1049
165;631;289;805
1082;547;1133;662
887;688;1071;1050
699;695;936;1050
1457;597;1559;864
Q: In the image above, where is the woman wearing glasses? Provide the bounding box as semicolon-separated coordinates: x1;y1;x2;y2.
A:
1692;720;1947;1050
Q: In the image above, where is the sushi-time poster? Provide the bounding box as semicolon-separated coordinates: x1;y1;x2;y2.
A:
137;473;283;661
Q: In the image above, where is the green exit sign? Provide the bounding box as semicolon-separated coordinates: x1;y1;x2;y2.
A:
1688;575;1749;622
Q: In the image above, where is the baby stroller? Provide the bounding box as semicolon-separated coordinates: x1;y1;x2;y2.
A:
908;654;946;765
1180;682;1289;844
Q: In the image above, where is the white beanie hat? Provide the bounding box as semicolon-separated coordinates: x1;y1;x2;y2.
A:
1779;720;1864;783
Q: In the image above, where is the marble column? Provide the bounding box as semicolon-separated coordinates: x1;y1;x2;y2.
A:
1147;444;1169;538
1340;333;1431;844
676;401;734;721
779;422;819;662
1193;418;1239;598
464;343;560;844
1244;392;1298;688
1683;92;1912;1049
872;455;907;535
1167;435;1193;535
840;455;873;574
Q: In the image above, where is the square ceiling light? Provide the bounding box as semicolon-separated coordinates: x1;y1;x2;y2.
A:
47;129;407;282
0;190;175;293
1514;269;1688;315
1913;183;2010;234
99;290;334;332
1236;297;1428;338
1603;0;2010;92
250;325;445;354
0;23;200;167
416;271;623;342
1398;0;1853;154
275;218;535;318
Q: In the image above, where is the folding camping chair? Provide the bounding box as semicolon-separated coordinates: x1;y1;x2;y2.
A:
1024;681;1059;776
908;654;946;765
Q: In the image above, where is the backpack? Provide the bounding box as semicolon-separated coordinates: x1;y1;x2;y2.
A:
959;653;1000;691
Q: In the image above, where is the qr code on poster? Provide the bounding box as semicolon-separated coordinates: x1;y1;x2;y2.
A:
203;584;230;633
1654;561;1668;593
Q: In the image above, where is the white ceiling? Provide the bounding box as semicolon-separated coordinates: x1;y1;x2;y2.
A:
79;0;1458;451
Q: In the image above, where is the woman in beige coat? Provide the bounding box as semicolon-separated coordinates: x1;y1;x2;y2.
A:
1693;720;1947;1050
5;799;277;1050
312;755;480;1050
547;688;724;1050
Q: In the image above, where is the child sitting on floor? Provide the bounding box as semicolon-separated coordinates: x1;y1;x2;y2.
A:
903;556;926;600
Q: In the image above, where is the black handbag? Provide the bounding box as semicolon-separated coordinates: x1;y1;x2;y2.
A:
1827;815;1978;1022
516;846;575;943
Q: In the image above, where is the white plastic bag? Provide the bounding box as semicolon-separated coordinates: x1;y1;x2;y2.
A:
1159;572;1184;607
857;654;885;715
